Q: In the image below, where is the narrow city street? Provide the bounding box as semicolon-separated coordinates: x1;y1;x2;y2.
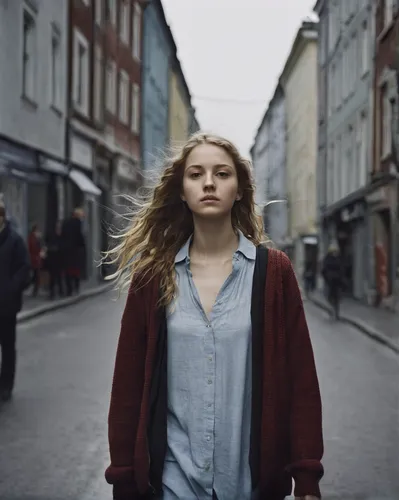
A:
0;293;398;500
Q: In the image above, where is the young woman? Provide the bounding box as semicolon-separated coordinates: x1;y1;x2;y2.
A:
105;133;324;500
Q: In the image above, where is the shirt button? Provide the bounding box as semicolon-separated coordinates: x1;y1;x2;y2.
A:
207;403;212;408
206;435;211;442
208;356;212;362
207;379;212;385
204;463;210;472
206;324;211;328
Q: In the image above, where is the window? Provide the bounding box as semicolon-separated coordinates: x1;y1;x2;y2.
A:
384;0;394;28
50;26;62;110
95;0;103;25
94;45;104;123
118;70;129;124
328;144;335;205
360;113;368;186
22;4;37;101
334;136;341;202
106;60;116;114
346;126;354;195
361;22;369;75
106;0;116;25
132;3;142;60
351;33;357;90
131;82;140;133
331;64;336;112
120;0;130;44
382;85;392;157
73;29;90;115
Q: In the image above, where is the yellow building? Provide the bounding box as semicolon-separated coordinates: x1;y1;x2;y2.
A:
280;20;318;276
168;57;192;145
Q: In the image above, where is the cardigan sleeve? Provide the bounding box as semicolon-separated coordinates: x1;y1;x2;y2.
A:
281;253;324;498
105;281;148;499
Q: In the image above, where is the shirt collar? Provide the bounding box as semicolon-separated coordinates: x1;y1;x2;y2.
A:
174;230;256;263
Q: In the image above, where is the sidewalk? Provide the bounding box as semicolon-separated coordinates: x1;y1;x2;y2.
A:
18;280;112;323
308;289;399;354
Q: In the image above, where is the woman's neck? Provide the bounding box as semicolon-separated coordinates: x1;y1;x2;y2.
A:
190;219;239;261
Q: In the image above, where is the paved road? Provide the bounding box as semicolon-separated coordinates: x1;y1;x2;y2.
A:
0;293;398;500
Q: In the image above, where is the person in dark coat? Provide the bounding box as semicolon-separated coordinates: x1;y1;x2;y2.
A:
61;207;86;296
0;201;31;402
45;220;64;299
321;243;343;319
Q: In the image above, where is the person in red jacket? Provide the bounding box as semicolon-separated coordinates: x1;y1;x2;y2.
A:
104;133;324;500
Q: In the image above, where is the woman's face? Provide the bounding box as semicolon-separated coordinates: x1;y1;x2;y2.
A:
181;144;242;220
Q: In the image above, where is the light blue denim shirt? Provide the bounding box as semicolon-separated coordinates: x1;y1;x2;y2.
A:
162;231;256;500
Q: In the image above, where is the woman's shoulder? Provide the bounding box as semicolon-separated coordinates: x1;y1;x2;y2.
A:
264;246;293;272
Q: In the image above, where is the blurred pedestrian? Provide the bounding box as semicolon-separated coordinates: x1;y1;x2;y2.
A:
0;201;30;402
61;207;86;296
28;223;43;297
104;133;323;500
322;243;343;320
45;220;64;299
303;260;316;297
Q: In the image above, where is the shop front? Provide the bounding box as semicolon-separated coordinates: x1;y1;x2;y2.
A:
366;179;399;307
0;137;47;240
95;150;114;278
113;155;139;231
322;196;369;301
68;131;102;282
38;155;69;237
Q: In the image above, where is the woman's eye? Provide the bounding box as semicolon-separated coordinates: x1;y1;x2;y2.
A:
190;172;201;179
217;172;229;178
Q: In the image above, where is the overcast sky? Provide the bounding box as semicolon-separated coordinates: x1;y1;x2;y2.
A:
162;0;317;156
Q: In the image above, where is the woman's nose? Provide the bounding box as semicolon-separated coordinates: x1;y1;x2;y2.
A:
203;174;215;188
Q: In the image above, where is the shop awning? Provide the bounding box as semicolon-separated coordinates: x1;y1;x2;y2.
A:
39;156;69;176
0;138;37;172
69;168;101;196
5;167;47;184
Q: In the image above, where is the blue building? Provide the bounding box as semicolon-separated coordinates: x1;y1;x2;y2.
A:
141;0;174;171
250;84;289;251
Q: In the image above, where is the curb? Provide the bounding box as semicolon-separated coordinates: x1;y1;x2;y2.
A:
308;296;399;355
17;283;112;324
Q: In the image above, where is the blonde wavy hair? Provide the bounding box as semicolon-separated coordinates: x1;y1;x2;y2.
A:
105;132;269;306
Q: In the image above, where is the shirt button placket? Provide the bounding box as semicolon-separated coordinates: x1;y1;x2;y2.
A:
204;320;215;476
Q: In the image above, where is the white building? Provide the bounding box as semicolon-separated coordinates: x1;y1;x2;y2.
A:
280;20;319;276
0;0;68;239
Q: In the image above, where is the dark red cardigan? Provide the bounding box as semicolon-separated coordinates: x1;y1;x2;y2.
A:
105;248;324;499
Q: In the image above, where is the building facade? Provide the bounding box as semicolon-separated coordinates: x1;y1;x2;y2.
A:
141;0;172;171
315;0;376;302
67;0;144;280
371;0;399;308
250;107;270;223
0;0;69;240
265;84;289;250
250;84;288;249
280;20;319;278
168;55;193;146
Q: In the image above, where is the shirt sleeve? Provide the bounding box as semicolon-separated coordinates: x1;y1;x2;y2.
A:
281;253;324;498
105;280;148;499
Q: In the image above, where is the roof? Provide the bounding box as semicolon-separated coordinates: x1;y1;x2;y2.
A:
279;20;318;86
